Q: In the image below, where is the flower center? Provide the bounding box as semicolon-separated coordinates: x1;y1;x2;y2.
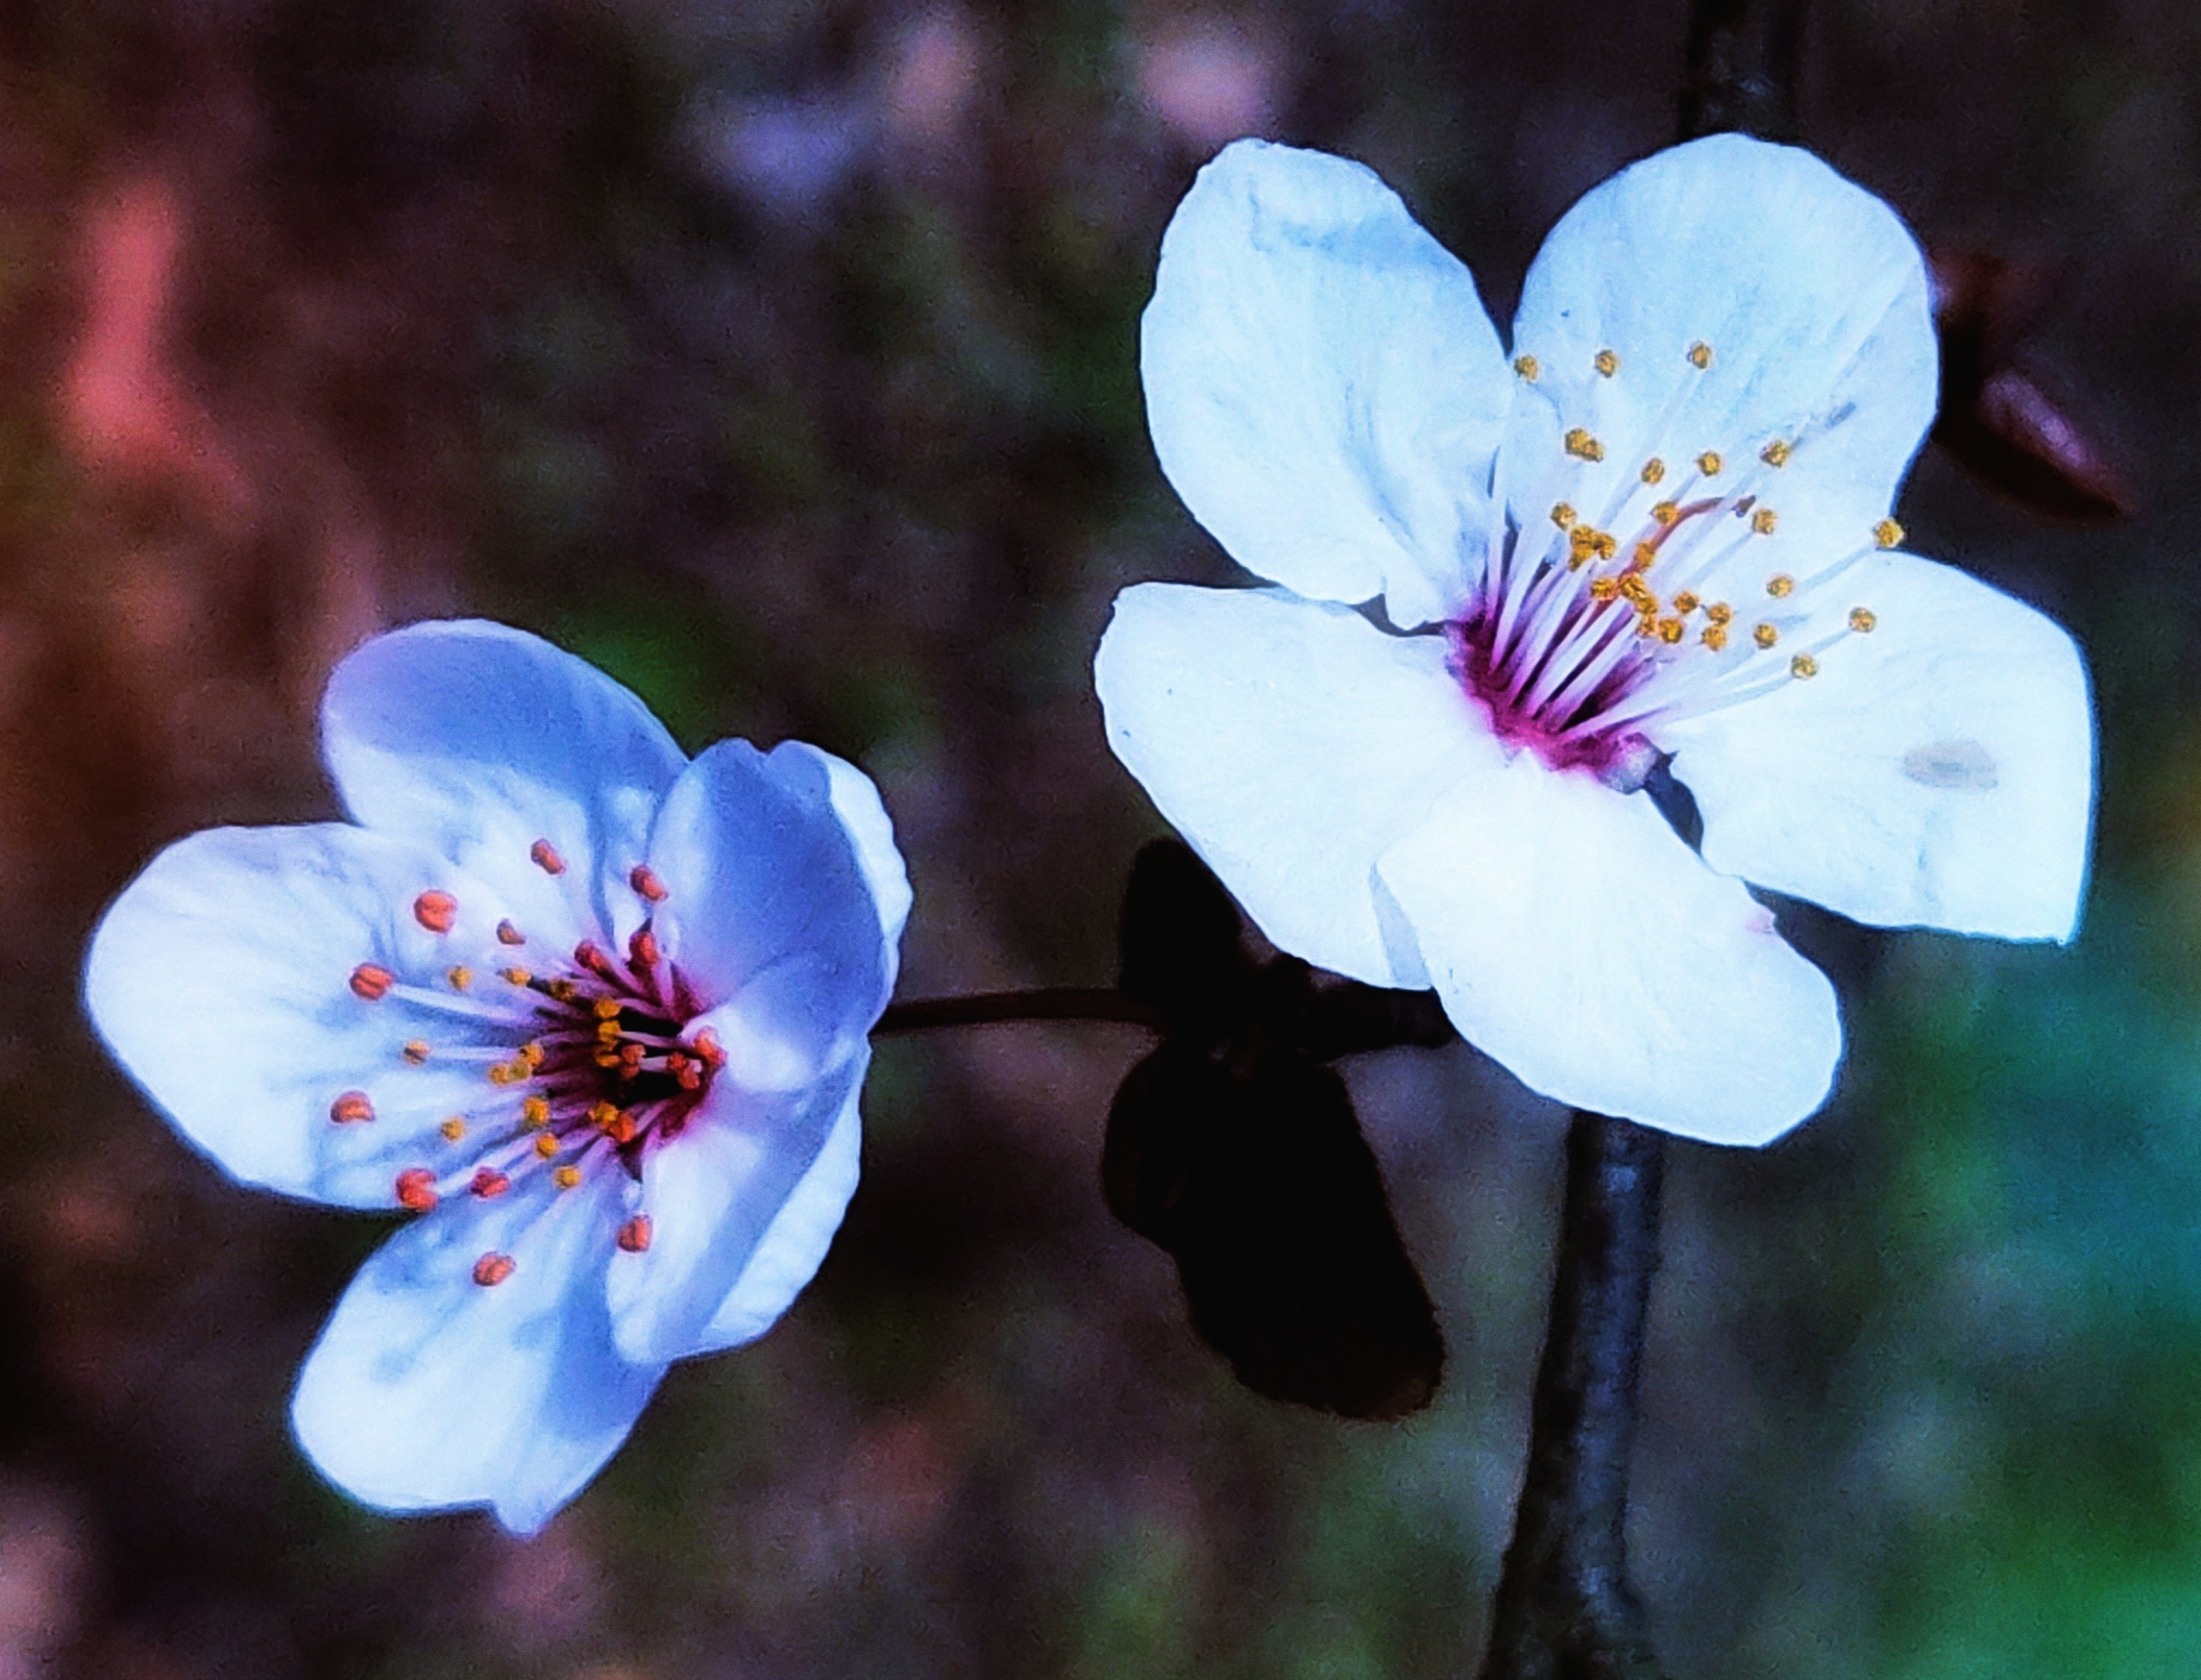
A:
333;848;717;1282
1457;342;1896;782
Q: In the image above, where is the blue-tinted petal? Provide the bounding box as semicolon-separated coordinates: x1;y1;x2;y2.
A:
84;824;551;1207
646;740;898;1073
290;1167;660;1536
321;620;687;950
605;1052;863;1364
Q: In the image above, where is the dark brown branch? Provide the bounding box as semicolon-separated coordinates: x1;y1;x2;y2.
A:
875;987;1164;1034
1678;0;1808;143
1477;1114;1669;1680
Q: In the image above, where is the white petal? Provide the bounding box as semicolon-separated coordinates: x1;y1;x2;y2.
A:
83;824;543;1207
1664;551;2094;940
290;1168;662;1536
1096;583;1502;989
647;740;897;1066
321;621;687;953
605;1054;863;1364
1506;135;1935;566
1377;756;1841;1146
1142;138;1510;629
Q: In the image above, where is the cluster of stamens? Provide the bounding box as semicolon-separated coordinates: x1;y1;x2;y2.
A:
331;843;719;1286
1458;341;1898;775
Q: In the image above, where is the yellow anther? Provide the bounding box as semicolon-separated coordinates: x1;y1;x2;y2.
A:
1874;517;1905;549
1651;501;1679;527
534;1132;560;1160
1753;623;1779;649
553;1166;582;1191
1594;348;1619;376
402;1040;431;1066
1630;541;1657;570
1751;507;1778;535
1701;623;1730;651
446;965;472;991
1564;428;1605;462
589;1100;620;1127
521;1096;551;1128
488;1062;524;1087
1589;530;1616;559
1695;450;1723;476
1635;612;1660;639
1672;591;1699;614
520;1041;545;1069
1589;576;1621;603
1706;601;1734;625
439;1116;467;1142
1849;606;1877;633
1687;341;1713;369
1765;573;1795;598
1657;617;1685;645
1640;457;1665;485
1619;575;1657;611
593;997;623;1020
499;967;531;987
1551;502;1576;529
1790;653;1819;679
597;1018;623;1044
1759;439;1793;467
546;978;579;1003
1514;354;1541;381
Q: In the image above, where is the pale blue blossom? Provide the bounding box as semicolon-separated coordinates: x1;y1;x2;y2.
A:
1098;135;2094;1146
86;621;910;1532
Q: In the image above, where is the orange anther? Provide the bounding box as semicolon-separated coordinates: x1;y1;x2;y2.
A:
470;1167;511;1199
472;1252;516;1286
533;1133;559;1160
601;1109;637;1145
629;865;668;902
413;891;457;934
552;1166;582;1191
330;1091;375;1125
691;1027;724;1068
617;1215;653;1254
402;1040;431;1066
530;839;567;876
495;919;527;947
349;964;395;1001
439;1116;467;1142
628;926;660;971
395;1167;439;1212
574;940;616;978
617;1042;646;1077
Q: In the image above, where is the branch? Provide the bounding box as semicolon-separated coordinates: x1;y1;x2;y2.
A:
1477;1114;1668;1679
874;987;1163;1034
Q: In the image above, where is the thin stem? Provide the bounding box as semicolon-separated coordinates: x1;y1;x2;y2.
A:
1476;1114;1668;1680
875;987;1164;1034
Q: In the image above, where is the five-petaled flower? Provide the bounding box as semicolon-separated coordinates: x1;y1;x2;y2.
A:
1097;135;2095;1146
85;621;910;1531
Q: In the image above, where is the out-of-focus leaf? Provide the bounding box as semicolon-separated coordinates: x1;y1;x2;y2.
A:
1104;1038;1445;1421
1118;837;1251;1034
1930;245;2134;522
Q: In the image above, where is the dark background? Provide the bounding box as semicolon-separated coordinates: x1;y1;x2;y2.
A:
0;1;2194;1675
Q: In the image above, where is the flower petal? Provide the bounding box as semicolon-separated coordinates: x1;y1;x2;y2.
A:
1096;583;1500;989
290;1167;661;1535
1664;551;2094;940
1142;138;1510;629
606;1053;864;1364
647;740;898;1076
84;824;546;1207
1376;756;1841;1146
321;621;687;950
1505;135;1935;571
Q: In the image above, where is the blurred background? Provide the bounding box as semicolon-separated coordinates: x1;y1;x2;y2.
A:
0;0;2193;1675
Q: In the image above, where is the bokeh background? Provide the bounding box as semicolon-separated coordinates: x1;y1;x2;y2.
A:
0;0;2193;1675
